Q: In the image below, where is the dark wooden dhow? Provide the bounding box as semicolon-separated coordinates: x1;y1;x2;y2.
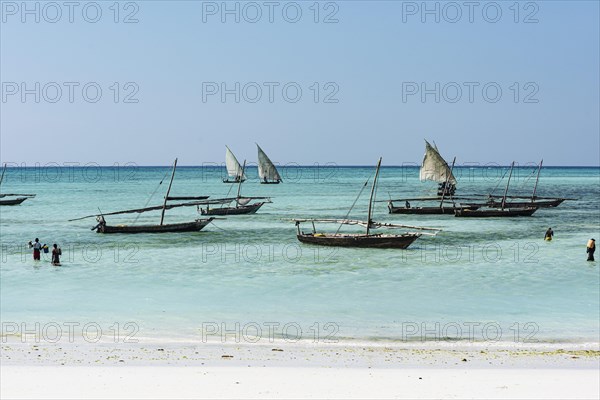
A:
74;159;216;234
293;158;439;249
203;160;270;216
0;197;28;206
297;232;420;249
96;218;214;234
201;202;265;216
486;198;564;208
388;202;479;214
454;162;539;218
454;207;537;217
0;164;35;206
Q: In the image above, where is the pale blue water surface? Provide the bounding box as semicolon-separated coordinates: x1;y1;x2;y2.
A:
1;166;598;345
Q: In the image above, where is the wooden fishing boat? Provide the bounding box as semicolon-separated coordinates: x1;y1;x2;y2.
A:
388;202;479;214
386;157;476;215
223;146;247;183
201;160;271;216
296;230;421;249
201;201;266;216
420;140;457;196
455;162;538;218
96;218;214;234
486;197;564;208
454;207;537;217
294;158;440;249
477;160;570;208
70;159;220;234
257;143;282;184
0;197;28;206
0;164;35;206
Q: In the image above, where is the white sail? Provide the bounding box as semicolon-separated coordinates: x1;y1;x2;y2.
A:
236;197;252;206
225;146;246;180
256;144;282;182
419;140;456;185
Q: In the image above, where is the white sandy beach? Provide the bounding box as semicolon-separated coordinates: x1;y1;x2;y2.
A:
1;340;598;399
2;365;599;400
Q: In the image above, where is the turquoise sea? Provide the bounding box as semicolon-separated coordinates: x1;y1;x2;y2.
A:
1;165;599;346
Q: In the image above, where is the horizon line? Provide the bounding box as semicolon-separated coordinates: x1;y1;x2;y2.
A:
1;164;599;168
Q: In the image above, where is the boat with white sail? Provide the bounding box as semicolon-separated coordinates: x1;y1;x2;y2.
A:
420;140;457;196
223;146;247;183
257;143;282;184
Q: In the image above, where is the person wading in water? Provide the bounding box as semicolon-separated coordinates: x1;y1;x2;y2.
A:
28;238;42;261
51;244;62;266
587;239;596;261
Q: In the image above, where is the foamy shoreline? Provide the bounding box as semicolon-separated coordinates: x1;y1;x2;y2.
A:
1;340;598;399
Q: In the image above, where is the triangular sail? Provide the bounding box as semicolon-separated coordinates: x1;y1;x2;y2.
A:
256;144;282;182
225;146;246;180
420;140;457;185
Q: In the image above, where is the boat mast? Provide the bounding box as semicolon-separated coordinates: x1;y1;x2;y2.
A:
160;158;178;225
531;159;543;201
236;160;246;206
0;164;6;188
501;161;515;210
366;158;382;235
439;157;456;208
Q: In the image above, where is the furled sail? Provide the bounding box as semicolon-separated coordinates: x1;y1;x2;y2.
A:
236;197;252;206
256;144;282;182
225;146;246;181
419;140;456;185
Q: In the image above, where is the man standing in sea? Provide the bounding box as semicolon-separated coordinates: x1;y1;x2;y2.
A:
587;239;596;261
28;238;42;261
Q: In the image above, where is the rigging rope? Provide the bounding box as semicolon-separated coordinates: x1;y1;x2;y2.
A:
209;219;229;232
221;182;235;209
335;178;370;235
515;165;539;189
132;168;172;224
489;166;510;196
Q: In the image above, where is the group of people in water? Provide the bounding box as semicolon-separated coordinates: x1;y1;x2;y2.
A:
544;228;595;261
26;232;596;265
28;238;61;266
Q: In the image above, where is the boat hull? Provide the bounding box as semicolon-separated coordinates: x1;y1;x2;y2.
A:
260;181;281;184
487;199;565;208
388;204;479;214
97;218;214;234
223;179;246;184
0;197;28;206
454;207;537;218
200;202;264;216
297;233;421;249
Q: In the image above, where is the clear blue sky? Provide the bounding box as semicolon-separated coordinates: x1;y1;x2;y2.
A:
1;1;599;166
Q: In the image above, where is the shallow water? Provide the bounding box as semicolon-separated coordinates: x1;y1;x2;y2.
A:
1;166;598;345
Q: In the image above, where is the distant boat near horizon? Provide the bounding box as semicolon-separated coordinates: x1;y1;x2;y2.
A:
223;146;247;184
257;143;282;184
